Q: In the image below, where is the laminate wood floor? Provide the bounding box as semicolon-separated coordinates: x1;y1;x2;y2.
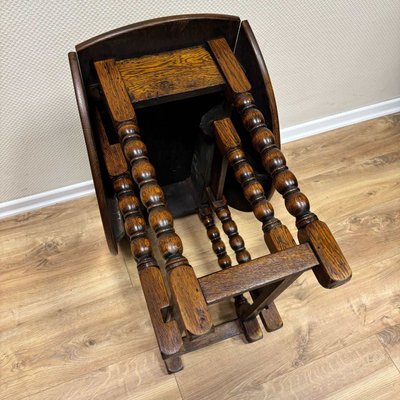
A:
1;114;399;399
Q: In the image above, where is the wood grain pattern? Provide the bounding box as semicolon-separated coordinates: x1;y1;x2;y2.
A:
199;244;318;304
198;204;263;342
95;59;212;337
298;220;352;288
377;324;400;370
209;40;352;288
208;37;251;94
117;46;224;103
27;349;182;400
69;52;119;254
76;14;240;86
1;114;399;399
254;336;399;400
95;109;183;357
94;59;135;123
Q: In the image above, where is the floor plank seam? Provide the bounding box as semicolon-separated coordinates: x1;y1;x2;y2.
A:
253;331;398;389
173;372;185;400
2;113;399;399
375;332;400;375
12;344;162;400
121;250;138;291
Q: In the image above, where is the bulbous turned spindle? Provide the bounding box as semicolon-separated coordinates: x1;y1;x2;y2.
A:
232;94;351;288
213;118;296;253
212;202;251;265
112;173;158;271
93;107;183;358
94;58;212;336
113;173;184;356
198;205;232;269
213;119;283;234
207;37;316;230
117;122;189;271
198;204;263;342
234;92;318;230
117;122;212;336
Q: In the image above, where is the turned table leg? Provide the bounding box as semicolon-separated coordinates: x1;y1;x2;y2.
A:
208;197;283;332
213;118;303;320
234;95;352;288
209;38;352;289
94;109;183;366
198;205;263;342
95;59;212;338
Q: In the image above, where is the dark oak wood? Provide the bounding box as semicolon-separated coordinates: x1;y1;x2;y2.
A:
239;274;301;321
69;52;121;254
95;58;212;337
180;319;242;355
260;302;284;332
206;194;282;332
235;96;352;287
95;59;136;123
208;38;316;226
70;15;352;373
198;204;263;342
76;14;240;86
209;38;352;289
212;118;317;320
199;244;318;304
298;220;352;288
74;16;280;216
164;356;183;374
198;205;232;269
208;38;251;94
235;20;280;148
117;46;224;104
213;118;296;252
94;109;183;356
212;200;251;264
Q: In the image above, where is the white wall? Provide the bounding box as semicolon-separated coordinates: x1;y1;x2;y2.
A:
1;0;400;203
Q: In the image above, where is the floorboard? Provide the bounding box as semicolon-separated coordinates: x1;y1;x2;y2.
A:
0;114;399;399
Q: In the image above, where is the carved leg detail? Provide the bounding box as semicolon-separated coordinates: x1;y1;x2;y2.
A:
208;38;351;289
210;198;283;332
118;123;212;335
212;201;251;264
198;205;262;342
261;302;283;332
95;109;183;357
234;92;316;228
213;118;296;252
95;59;212;337
234;96;351;288
212;118;301;320
198;205;232;269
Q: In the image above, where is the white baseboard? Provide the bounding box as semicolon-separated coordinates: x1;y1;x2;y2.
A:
0;180;94;219
280;97;400;143
1;97;399;219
